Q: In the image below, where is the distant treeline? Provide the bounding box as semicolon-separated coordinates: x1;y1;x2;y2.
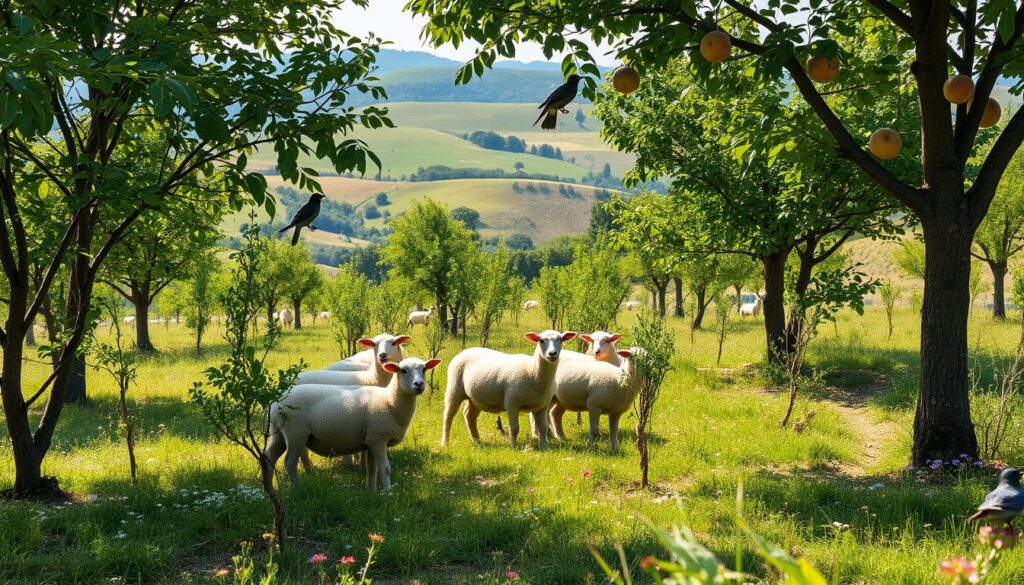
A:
461;130;564;160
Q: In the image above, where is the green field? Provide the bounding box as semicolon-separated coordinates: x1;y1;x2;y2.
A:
3;305;1023;583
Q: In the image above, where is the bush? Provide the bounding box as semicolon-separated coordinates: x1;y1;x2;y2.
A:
363;204;381;220
375;192;390;206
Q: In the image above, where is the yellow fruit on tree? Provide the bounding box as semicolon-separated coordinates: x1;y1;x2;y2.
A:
970;97;1002;128
868;128;901;160
700;31;732;63
612;65;640;94
806;55;840;84
942;75;975;104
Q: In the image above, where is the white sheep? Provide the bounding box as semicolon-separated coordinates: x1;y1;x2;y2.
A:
323;333;409;372
278;307;294;328
522;300;539;312
266;357;441;490
319;311;330;321
442;330;576;450
123;316;136;325
550;348;640;450
407;306;435;326
739;293;765;318
297;335;408;386
623;300;640;311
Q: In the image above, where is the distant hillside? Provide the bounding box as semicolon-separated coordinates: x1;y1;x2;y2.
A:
353;65;579;106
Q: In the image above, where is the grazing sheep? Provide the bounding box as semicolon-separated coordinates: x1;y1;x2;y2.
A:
739;293;765;318
522;300;539;312
623;300;640;311
123;316;136;325
324;333;409;372
550;348;640;450
298;335;409;386
442;330;576;450
278;307;294;328
407;306;435;326
267;357;441;490
319;311;330;320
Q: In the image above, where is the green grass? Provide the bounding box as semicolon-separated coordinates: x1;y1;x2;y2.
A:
4;307;1024;583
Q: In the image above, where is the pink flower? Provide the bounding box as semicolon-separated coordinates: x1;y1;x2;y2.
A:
308;553;328;565
368;532;385;544
527;487;536;494
938;557;979;583
339;555;356;565
979;525;1020;549
506;570;520;580
582;469;592;479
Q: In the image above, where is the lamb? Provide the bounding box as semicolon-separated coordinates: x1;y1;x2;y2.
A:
739;293;765;318
442;330;576;450
323;333;409;372
298;335;409;385
522;300;539;312
407;306;435;326
562;331;623;363
549;348;640;450
266;357;441;490
278;307;294;328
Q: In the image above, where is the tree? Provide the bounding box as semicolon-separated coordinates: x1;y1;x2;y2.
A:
409;0;1024;464
610;194;682;317
514;161;525;173
973;150;1024;319
1;0;389;497
476;245;520;347
327;263;372;358
563;241;631;334
505;233;534;250
371;277;414;334
680;254;721;331
276;243;324;330
181;252;223;357
450;206;481;231
381;200;478;335
894;238;927;280
879;280;903;340
537;265;573;330
375;192;390;206
630;311;675;488
90;287;139;482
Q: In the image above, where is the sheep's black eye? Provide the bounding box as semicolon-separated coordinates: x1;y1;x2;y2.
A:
399;368;406;374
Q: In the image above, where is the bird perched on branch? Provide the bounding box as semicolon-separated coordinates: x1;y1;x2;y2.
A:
534;74;582;130
278;193;326;245
969;468;1024;525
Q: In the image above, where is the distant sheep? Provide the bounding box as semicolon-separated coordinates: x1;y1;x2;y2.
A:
739;293;765;318
123;316;136;325
267;357;441;490
407;306;435;327
550;348;641;450
278;307;294;328
623;300;640;311
319;311;330;321
442;330;576;450
522;300;539;312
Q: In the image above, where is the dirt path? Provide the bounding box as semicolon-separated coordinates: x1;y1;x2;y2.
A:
820;370;899;476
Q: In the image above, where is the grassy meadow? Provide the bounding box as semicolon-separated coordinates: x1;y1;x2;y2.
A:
2;305;1024;584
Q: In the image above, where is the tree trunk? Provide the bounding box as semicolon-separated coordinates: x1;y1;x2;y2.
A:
655;281;667;317
439;301;450;335
64;352;88;404
1;306;45;497
734;284;743;313
267;300;276;325
762;250;789;365
449;302;461;335
292;298;303;330
785;250;815;351
989;260;1007;320
913;217;979;465
673;276;684;318
25;321;35;347
691;285;708;330
131;287;154;352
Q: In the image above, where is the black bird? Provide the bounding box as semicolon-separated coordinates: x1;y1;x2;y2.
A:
969;468;1024;525
534;74;582;130
278;193;326;245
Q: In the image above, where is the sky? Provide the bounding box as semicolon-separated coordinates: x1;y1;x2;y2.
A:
331;0;616;66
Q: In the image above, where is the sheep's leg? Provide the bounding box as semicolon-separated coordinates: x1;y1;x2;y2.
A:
365;448;377;491
300;449;314;472
587;410;601;448
265;430;287;471
464;402;482;443
535;408;550;451
442;397;462;446
369;443;391;490
528;411;541;438
608;413;622;452
549;403;567;440
506;406;520;449
283;443;304;485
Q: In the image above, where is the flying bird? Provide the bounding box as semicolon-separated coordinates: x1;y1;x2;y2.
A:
969;468;1024;525
278;193;326;246
534;74;582;130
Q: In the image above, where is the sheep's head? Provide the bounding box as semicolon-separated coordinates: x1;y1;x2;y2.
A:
358;334;411;365
525;330;577;363
579;331;623;362
383;358;442;395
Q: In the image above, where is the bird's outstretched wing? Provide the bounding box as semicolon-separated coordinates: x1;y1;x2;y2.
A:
969;485;1024;521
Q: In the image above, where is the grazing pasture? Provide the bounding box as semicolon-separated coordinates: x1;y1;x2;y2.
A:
2;306;1022;583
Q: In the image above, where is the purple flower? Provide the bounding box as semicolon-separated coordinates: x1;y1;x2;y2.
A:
308;553;328;565
959;453;971;460
974;460;985;468
930;460;943;470
952;459;962;467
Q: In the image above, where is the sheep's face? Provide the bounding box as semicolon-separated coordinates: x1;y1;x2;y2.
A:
358;334;410;365
384;358;442;395
525;330;577;363
580;331;623;362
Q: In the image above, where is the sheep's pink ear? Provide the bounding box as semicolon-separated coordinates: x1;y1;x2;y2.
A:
609;334;623;343
394;335;411;345
524;332;541;343
561;332;577;342
617;349;633;358
382;362;401;374
579;334;593;344
358;338;375;348
424;358;442;370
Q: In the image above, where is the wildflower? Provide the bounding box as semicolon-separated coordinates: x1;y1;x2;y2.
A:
974;460;985;468
506;570;520;580
952;459;962;467
960;453;970;460
582;469;592;479
261;532;275;542
930;460;943;470
340;555;356;565
938;557;979;583
369;532;385;544
640;555;656;570
214;568;230;578
978;525;1021;549
527;487;536;494
308;553;328;565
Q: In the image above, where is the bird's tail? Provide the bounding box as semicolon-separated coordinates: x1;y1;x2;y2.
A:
533;106;549;127
278;223;294;233
540;109;557;130
291;227;301;246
